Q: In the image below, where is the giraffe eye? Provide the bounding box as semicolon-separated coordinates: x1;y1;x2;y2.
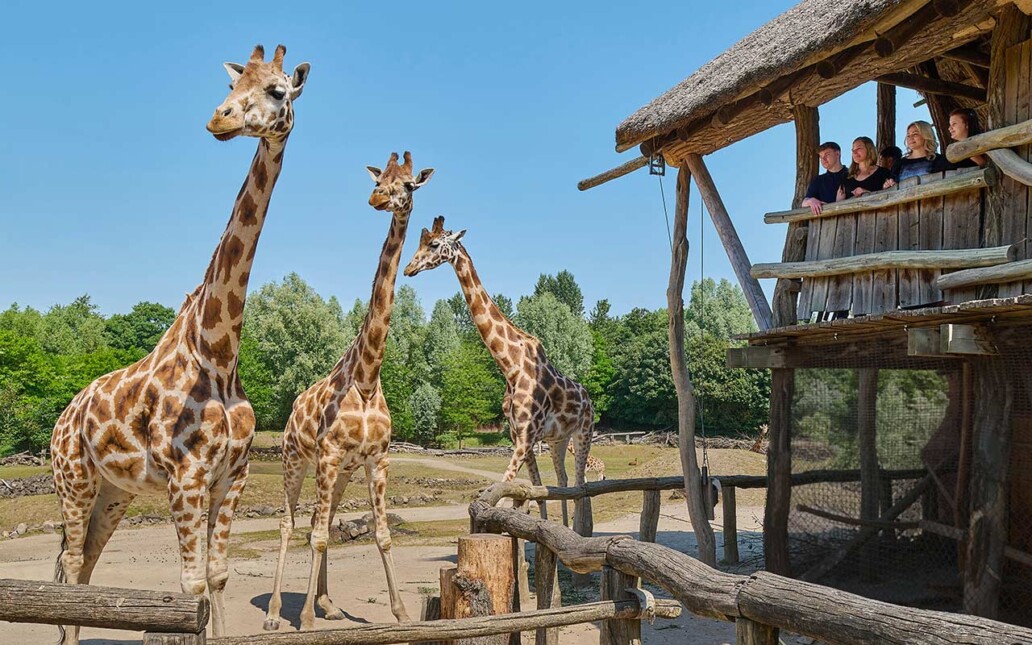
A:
268;87;286;100
429;240;441;248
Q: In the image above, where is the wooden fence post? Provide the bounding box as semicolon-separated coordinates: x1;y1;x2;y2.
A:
599;566;641;645
440;535;516;645
858;368;880;583
534;543;560;645
640;490;661;543
722;486;739;565
143;633;206;645
735;617;779;645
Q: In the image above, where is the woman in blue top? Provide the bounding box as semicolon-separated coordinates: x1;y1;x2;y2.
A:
884;121;948;187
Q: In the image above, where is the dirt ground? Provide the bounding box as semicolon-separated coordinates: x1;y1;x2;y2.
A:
0;451;814;644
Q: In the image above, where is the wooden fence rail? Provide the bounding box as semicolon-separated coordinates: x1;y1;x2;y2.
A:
470;481;1032;645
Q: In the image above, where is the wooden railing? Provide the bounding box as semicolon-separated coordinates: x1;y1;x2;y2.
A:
469;478;1032;645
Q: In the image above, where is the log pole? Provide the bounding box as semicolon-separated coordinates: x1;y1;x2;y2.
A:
533;544;560;645
858;368;880;583
947;118;1032;161
753;245;1016;279
639;490;661;544
877;83;896;151
599;566;641;645
722;485;739;565
735;617;779;645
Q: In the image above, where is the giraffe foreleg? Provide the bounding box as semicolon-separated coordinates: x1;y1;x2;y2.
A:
301;453;340;631
80;480;136;584
523;449;548;520
548;438;572;527
317;467;355;621
367;454;411;622
168;476;210;599
52;445;99;645
264;442;308;632
205;460;249;638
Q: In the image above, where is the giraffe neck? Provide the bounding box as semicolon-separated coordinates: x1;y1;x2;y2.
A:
347;206;411;392
187;137;286;373
452;249;523;378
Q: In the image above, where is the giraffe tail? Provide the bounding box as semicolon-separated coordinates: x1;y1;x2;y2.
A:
54;529;67;643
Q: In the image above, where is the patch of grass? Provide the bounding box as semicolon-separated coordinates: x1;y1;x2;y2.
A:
0;465;50;479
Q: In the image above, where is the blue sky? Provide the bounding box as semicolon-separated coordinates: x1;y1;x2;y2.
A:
1;1;931;319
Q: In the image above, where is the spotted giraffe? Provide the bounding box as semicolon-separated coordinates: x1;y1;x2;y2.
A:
263;152;434;632
404;217;596;528
568;444;605;481
48;44;309;644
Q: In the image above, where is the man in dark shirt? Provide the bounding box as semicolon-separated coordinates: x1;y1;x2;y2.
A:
801;142;847;216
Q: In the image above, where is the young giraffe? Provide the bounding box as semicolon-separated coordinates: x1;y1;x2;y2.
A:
404;217;595;526
263;152;433;632
48;45;309;643
568;444;605;481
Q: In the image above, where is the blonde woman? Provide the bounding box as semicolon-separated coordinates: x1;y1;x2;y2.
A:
884;121;947;187
837;136;891;200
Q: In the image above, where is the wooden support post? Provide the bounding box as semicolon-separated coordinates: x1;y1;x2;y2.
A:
877;83;896;151
684;154;774;330
640;490;661;543
879;470;896;542
956;363;973;535
669;163;718;567
600;566;641;645
439;535;516;645
512;538;530;618
964;357;1013;619
143;634;205;645
858;369;880;583
722;485;740;565
764;368;794;576
572;498;594;588
735;617;779;645
920;62;960;150
533;544;560;645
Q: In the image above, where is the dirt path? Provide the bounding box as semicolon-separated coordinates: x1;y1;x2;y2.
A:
391;456;507;481
0;495;787;645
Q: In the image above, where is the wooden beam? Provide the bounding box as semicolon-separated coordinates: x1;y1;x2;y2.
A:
940;43;991;68
858;368;880;582
797;504;921;530
668;163;717;567
919;61;960;149
946;117;1032;161
987;148;1032;186
764;368;793;576
942;323;998;355
938;258;1032;290
921;520;1032;568
875;2;960;57
765;167;994;223
735;617;779;645
752;245;1017;279
726;346;788;369
908;327;944;357
875;72;987;101
578;156;647;191
877;83;896;150
816;42;872;79
599;567;641;645
722;486;739;565
685;153;773;330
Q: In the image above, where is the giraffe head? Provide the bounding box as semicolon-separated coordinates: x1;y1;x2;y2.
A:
367;151;434;214
207;44;310;142
403;216;466;276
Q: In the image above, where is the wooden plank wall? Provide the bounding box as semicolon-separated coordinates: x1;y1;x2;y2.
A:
999;40;1031;299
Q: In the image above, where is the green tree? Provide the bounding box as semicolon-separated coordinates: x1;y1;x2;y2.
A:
39;295;108;355
409;382;442;445
534;270;584;318
494;293;514;320
515;292;592;381
240;274;349;430
447;292;476;339
104;301;176;352
582;330;615;419
685;278;757;339
439;343;504;446
424;299;460;385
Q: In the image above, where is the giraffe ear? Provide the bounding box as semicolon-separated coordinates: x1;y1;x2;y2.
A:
367;166;383;182
290;63;311;100
224;62;245;83
407;168;435;191
453;229;467;242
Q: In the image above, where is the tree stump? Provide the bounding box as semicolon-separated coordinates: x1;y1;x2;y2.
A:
440;534;516;645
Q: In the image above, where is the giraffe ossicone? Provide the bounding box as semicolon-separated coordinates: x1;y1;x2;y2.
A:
404;216;597;529
264;151;433;633
49;43;309;645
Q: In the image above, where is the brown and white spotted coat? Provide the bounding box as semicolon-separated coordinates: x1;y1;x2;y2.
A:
404;217;596;525
48;44;309;644
568;444;605;481
263;152;433;632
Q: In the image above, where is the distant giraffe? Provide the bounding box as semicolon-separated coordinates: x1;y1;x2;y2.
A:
48;44;309;644
751;424;769;454
568;444;605;481
404;217;595;528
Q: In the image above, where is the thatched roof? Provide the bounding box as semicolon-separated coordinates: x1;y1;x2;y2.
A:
615;0;907;152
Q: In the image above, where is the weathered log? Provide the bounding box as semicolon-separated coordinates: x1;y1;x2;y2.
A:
858;368;879;583
986;148;1032;186
874;2;958;57
796;505;920;530
445;534;514;645
752;245;1017;279
639;490;660;544
920;520;1032;568
965;357;1013;619
764;368;793;576
940;43;991;68
815;43;870;79
599;567;640;645
721;486;739;565
577;156;648;191
735;618;779;645
143;634;205;645
765;167;993;223
533;543;560;645
738;571;1032;645
0;579;209;633
875;72;986;101
685;154;773;330
668;163;717;566
946;118;1032;161
937;258;1032;289
876;83;896;151
210;599;681;645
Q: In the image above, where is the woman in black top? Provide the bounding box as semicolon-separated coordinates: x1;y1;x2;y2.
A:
947;108;987;168
837;136;891;200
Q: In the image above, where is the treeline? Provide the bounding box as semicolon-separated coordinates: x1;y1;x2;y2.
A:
0;272;770;454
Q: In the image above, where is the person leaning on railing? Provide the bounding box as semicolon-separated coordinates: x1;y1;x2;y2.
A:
947;108;988;169
878;145;902;177
836;136;892;200
884;120;948;188
801;141;848;215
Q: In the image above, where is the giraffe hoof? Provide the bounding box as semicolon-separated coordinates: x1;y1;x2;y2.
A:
262;618;281;631
323;608;346;621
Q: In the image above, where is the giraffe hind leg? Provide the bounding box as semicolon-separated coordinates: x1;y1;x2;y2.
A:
80;479;136;584
367;455;410;622
548;438;571;527
265;443;308;631
317;467;355;621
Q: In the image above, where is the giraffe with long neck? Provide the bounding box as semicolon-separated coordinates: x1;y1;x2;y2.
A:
404;217;596;523
48;44;309;643
263;152;433;632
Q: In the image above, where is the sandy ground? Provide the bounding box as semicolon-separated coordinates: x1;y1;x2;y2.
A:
0;459;806;644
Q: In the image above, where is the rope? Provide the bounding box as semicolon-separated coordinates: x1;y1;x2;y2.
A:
657;174;673;250
699;196;709;471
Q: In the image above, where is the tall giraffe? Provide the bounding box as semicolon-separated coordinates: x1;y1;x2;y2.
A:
48;44;309;643
404;217;595;524
263;152;433;632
